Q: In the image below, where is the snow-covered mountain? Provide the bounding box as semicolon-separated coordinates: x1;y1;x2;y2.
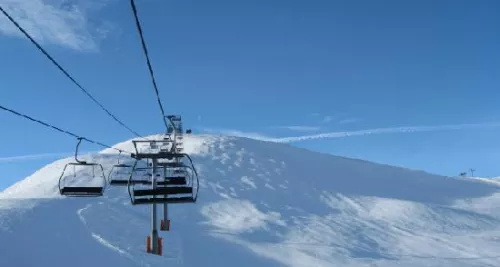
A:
1;134;500;267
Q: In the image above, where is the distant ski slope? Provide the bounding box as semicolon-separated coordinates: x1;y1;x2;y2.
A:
1;134;500;267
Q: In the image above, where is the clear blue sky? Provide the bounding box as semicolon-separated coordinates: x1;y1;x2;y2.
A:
0;0;499;190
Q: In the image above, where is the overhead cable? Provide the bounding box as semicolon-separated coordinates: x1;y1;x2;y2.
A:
0;104;134;155
0;5;146;139
129;0;169;130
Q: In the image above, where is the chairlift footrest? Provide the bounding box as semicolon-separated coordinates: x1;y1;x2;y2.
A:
109;180;128;186
60;187;104;196
110;180;151;186
133;186;192;197
156;162;186;168
132;197;195;205
157;177;187;186
132;152;185;160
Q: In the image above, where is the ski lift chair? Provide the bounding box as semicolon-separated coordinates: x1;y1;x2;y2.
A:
127;153;199;205
107;152;135;186
117;165;160;186
58;138;106;197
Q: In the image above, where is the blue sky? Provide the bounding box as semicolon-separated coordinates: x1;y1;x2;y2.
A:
0;0;499;190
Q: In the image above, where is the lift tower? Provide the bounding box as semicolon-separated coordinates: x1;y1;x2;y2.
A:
128;137;199;256
160;115;185;231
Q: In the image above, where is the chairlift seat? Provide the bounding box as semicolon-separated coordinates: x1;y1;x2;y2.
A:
60;186;103;197
134;186;192;197
114;163;132;168
59;159;106;198
157;178;186;186
157;162;185;168
127;142;199;206
132;152;185;159
132;196;195;205
110;179;150;186
108;166;134;185
167;175;186;180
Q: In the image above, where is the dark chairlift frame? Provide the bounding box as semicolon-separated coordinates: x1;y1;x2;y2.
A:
113;165;161;186
107;151;136;186
58;137;106;197
157;161;192;186
127;140;200;205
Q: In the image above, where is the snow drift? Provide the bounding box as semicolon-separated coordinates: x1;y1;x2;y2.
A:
1;134;500;267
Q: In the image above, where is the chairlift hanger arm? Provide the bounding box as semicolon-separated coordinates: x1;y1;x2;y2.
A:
127;160;140;202
75;137;87;164
184;153;200;201
117;151;122;165
74;137;136;164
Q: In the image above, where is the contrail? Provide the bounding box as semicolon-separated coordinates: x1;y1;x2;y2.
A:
0;151;97;163
270;122;500;143
208;122;500;143
3;122;496;163
0;152;71;163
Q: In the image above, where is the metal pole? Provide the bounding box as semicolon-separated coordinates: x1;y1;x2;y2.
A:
163;198;168;227
163;165;168;228
151;158;159;254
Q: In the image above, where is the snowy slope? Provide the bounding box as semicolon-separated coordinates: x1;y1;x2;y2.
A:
1;134;500;267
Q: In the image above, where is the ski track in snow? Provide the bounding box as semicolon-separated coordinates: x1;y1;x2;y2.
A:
77;204;91;225
77;203;136;261
1;134;500;266
91;232;131;256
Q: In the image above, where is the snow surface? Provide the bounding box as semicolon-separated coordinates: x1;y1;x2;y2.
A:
1;134;500;267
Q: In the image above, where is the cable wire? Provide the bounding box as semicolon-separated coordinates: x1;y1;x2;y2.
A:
0;104;134;155
0;5;145;139
129;0;169;130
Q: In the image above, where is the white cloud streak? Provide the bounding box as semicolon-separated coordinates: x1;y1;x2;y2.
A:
338;118;361;124
272;122;500;143
202;128;272;141
322;116;333;123
276;126;321;132
206;122;500;144
0;0;113;51
0;150;96;163
5;122;496;163
0;152;72;163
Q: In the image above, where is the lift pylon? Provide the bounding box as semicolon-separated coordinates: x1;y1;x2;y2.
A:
127;138;199;255
162;115;183;231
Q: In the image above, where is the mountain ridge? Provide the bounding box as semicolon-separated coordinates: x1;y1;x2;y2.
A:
1;134;500;267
